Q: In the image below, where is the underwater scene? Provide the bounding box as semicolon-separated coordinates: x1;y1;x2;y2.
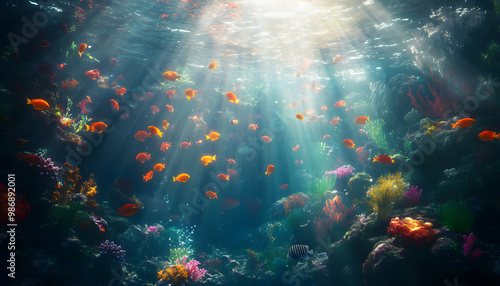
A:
1;0;500;285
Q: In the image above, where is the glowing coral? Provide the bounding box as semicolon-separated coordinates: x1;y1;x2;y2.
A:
387;217;437;246
314;196;356;238
366;172;408;220
51;163;98;209
157;265;188;285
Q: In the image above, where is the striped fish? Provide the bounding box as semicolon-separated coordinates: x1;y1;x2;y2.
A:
286;244;313;260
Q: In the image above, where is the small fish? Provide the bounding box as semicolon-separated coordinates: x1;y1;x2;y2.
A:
342;139;355;148
323;135;331;140
17;151;42;166
185;89;197;101
217;173;230;181
163;71;181;81
27;98;50;111
451;118;475;129
180;141;191;149
373;155;394;165
162;120;170;130
330;117;341;126
135;131;151;142
148;126;163;137
296;113;305;120
261;136;272;143
173;173;190;182
230;119;238;125
110;99;119;111
355;147;365;153
86;122;108;133
117;204;139;216
136;152;151;163
249;124;258;130
206;131;220;141
287;244;313;260
166;105;174;112
85;69;100;80
354;116;369;125
151;106;160;114
226;159;236;164
200;155;216;166
160;142;171;151
334;100;346;108
90;215;107;232
321;105;328;110
205;191;218;199
78;43;87;57
478;131;499;141
226;169;237;176
153;163;165;172
208;62;218;70
196;140;203;144
295;160;303;165
115;87;126;95
226;92;239;104
280;184;289;190
166;90;175;98
293;144;299;151
143;170;153;182
265;164;274;176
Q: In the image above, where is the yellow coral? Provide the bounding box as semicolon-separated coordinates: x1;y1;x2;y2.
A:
366;172;409;220
158;265;188;285
51;163;98;208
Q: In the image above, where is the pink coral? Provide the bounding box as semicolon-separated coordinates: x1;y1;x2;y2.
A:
314;196;355;238
405;186;422;205
175;255;207;282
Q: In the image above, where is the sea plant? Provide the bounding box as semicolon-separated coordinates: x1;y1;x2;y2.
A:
435;200;474;234
364;119;394;153
366;172;409;220
306;177;336;200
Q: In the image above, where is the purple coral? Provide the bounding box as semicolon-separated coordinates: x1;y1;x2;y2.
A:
325;166;353;178
405;186;422;204
39;156;61;179
176;255;207;282
98;240;126;264
463;233;483;259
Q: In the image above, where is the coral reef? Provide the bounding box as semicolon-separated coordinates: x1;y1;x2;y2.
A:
314;196;356;239
387;217;437;246
51;163;98;209
405;185;422;205
157;265;188;285
463;233;484;259
38;155;62;179
306;177;335;201
366;173;409;220
98;240;126;264
271;193;308;219
175;255;207;282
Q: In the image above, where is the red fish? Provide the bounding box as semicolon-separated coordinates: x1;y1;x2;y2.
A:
110;99;119;111
293;144;299;151
151;106;160;114
226;169;238;176
330;117;341;126
334;100;346;108
143;171;153;182
117;204;139;216
78;43;87;57
17;152;42;166
478;131;500;141
166;90;175;98
27;98;50;111
180;142;191;149
85;69;100;80
115;87;126;96
342;139;355;148
205;191;218;199
373;155;394;165
354;116;369;125
226;159;236;164
166;105;174;112
355;147;365;153
451;118;475;129
280;184;289;190
265;165;274;176
217;173;230;181
261;136;272;143
160;142;171;151
136;152;151;163
163;71;181;81
135;131;151;142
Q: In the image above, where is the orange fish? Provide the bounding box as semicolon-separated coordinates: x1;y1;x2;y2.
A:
110;99;119;111
117;204;139;216
342;139;355;148
321;105;328;110
27;98;49;111
293;144;299;151
17;151;42;166
332;55;342;64
265;165;275;176
162;120;170;130
136;152;151;163
323;135;331;140
86;122;107;133
206;131;220;141
354;116;369;125
115;87;126;95
355;147;365;153
173;173;190;182
163;71;181;81
227;169;237;176
196;140;203;144
295;160;303;165
373;155;394;165
226;92;239;104
166;105;174;112
143;171;153;182
135;131;151;142
478;131;500;141
153;163;165;172
180;141;191;149
334;100;346;108
330;117;341;126
249;124;258;130
160;142;171;151
230;119;238;125
226;159;236;164
78;43;87;57
151;106;160;114
217;173;230;181
208;62;217;70
85;69;100;80
205;191;217;199
289;102;298;108
185;89;197;101
296;113;305;120
451;118;475;129
280;184;289;190
200;155;216;166
148;126;163;137
261;136;272;143
166;90;175;98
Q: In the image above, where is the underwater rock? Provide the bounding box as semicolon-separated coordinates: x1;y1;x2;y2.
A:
116;225;147;260
136;260;161;284
347;173;373;201
362;239;408;286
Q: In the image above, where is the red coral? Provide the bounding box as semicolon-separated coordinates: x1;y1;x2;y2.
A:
77;96;92;114
314;196;355;239
282;193;308;216
387;217;437;246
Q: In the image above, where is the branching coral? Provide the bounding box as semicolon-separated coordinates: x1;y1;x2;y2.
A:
282;193;308;216
387;217;437;246
158;265;188;285
366;172;409;220
51;163;98;209
175;255;207;282
314;196;356;238
435;200;474;234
